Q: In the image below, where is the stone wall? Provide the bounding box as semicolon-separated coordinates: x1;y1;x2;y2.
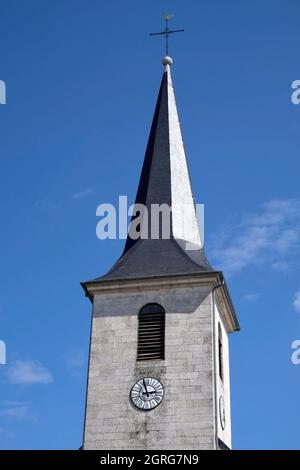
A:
83;284;216;450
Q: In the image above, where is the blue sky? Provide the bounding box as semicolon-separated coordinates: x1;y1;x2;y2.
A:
0;0;299;449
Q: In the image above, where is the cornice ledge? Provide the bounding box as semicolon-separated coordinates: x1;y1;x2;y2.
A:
81;271;222;298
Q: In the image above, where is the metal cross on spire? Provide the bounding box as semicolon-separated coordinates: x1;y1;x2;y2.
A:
150;14;184;56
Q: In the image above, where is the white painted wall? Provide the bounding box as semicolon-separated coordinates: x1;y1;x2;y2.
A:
214;301;232;448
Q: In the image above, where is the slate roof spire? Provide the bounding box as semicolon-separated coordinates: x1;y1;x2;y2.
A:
97;56;212;281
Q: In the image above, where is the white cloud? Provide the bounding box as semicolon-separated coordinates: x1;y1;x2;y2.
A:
64;347;86;378
5;361;53;386
0;405;32;421
2;400;28;406
293;290;300;313
0;401;36;422
72;188;94;200
211;199;300;276
244;293;260;302
33;200;55;210
0;427;15;439
271;261;290;272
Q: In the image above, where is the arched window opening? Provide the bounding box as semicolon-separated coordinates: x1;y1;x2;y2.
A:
137;303;165;361
218;323;224;381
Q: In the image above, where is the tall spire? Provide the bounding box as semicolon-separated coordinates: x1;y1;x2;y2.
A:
98;57;212;281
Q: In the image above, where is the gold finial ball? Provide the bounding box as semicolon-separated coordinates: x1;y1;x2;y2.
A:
162;56;173;66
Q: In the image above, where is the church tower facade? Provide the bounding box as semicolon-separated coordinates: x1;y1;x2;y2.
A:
82;56;239;450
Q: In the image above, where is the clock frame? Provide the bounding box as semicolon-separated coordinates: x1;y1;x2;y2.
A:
130;377;164;411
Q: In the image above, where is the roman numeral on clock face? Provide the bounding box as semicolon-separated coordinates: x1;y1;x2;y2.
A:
130;377;164;411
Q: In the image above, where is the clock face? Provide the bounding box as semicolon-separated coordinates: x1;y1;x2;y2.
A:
130;377;164;411
219;396;226;430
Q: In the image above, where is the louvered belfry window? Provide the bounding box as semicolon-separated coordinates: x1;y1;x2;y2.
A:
218;323;224;381
137;304;165;361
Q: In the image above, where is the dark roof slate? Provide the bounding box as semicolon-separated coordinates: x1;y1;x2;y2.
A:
92;65;212;282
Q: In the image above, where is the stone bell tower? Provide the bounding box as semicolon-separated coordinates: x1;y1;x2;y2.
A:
81;55;239;450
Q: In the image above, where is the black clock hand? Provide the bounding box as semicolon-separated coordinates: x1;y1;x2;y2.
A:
143;379;149;397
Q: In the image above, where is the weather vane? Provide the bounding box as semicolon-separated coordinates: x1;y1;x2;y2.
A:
150;14;184;56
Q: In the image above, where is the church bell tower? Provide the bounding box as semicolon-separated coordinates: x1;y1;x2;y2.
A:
81;53;239;450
